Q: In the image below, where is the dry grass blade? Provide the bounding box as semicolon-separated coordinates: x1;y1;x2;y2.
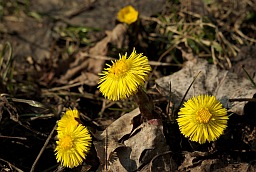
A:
0;135;26;140
0;42;13;81
177;71;201;112
242;65;256;87
10;98;48;108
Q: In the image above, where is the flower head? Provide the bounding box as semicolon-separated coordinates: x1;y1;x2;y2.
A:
98;48;151;101
117;5;139;24
55;124;92;168
57;109;80;137
177;95;228;144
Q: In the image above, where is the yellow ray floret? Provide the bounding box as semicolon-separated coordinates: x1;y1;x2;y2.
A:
98;48;151;101
177;95;228;144
57;109;80;137
117;5;139;25
55;124;92;168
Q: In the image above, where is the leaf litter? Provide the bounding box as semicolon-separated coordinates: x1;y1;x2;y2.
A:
1;0;256;171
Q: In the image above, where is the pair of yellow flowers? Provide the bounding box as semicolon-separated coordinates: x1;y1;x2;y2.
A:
98;48;228;145
54;5;140;169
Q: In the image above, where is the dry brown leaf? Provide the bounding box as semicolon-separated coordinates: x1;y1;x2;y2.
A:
123;120;171;171
88;23;127;74
124;120;168;168
101;108;140;143
139;151;176;172
155;58;256;115
104;120;171;171
214;163;256;172
94;108;140;169
94;108;172;171
178;151;210;170
179;151;256;172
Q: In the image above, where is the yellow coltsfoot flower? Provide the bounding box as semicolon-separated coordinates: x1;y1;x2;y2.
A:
55;109;92;168
177;95;228;144
98;48;151;101
117;5;139;25
57;109;80;137
55;124;92;168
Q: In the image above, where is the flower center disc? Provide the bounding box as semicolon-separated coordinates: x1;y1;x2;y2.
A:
60;135;73;150
111;60;130;77
196;108;212;123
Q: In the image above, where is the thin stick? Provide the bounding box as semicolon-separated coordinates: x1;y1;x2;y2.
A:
0;135;27;140
105;127;108;171
229;98;256;102
30;123;57;172
0;158;24;172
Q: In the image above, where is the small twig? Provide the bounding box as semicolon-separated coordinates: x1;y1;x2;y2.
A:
140;15;165;26
66;0;96;19
166;81;171;116
0;158;24;172
30;123;57;172
47;82;83;91
30;113;55;121
81;52;182;67
79;52;115;61
99;100;116;117
80;112;101;128
105;127;108;171
229;98;256;102
0;135;27;140
148;61;182;67
42;90;102;101
10;98;47;108
21;123;48;137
